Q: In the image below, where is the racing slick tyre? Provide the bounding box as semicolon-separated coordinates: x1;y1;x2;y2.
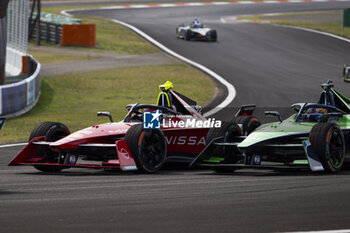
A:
206;30;217;42
231;116;261;136
29;122;70;172
309;123;345;173
185;30;191;41
206;122;242;173
125;124;167;173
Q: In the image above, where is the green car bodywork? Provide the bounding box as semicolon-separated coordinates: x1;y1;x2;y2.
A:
192;81;350;173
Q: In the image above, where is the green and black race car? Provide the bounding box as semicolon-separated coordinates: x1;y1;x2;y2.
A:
192;81;350;173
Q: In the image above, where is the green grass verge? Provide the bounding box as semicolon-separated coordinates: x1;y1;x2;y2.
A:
241;11;350;39
28;50;99;64
34;6;159;55
273;21;350;40
0;63;214;143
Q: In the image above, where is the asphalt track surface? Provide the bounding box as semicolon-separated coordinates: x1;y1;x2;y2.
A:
76;2;350;120
3;2;350;233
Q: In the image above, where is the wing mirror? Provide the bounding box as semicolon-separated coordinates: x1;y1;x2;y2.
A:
291;104;302;112
265;111;282;123
97;112;113;122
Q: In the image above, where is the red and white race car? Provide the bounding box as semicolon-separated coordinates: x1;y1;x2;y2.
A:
10;81;252;173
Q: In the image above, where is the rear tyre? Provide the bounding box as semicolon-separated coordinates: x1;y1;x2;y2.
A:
29;122;70;172
125;124;167;173
206;122;242;173
309;123;345;173
232;116;261;136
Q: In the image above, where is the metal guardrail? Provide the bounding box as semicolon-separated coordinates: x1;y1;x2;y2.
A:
31;22;62;44
0;55;41;117
29;12;81;45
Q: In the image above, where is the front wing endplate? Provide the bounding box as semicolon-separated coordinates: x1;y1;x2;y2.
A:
303;140;324;172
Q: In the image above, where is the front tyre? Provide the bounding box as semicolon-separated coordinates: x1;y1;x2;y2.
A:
29;122;70;172
206;30;217;42
309;123;345;173
125;124;167;173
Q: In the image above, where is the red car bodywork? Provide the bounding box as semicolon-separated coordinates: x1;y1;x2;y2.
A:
9;90;210;172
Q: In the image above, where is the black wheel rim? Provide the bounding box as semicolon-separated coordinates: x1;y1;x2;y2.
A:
140;130;166;171
328;129;344;169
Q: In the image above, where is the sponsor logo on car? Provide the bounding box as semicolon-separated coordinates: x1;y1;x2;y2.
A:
165;136;206;145
143;110;162;129
162;118;221;128
120;148;130;159
143;110;221;129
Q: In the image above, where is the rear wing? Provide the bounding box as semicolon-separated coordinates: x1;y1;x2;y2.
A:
235;105;256;117
0;117;5;131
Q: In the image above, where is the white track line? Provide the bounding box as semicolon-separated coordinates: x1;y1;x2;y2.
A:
62;10;237;118
59;0;350;12
109;19;236;118
4;2;341;150
274;24;350;43
60;0;350;116
283;229;350;233
0;142;27;148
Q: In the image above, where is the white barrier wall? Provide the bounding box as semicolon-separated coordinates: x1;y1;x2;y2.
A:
0;0;41;117
0;55;41;117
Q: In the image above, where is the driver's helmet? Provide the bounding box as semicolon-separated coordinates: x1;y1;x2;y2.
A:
191;19;202;28
305;107;327;121
159;81;174;92
157;81;175;110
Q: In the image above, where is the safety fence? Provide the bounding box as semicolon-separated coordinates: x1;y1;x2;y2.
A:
6;0;28;76
0;55;41;117
31;22;62;44
1;0;41;118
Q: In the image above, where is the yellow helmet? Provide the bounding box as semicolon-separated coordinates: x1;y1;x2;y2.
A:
159;81;174;91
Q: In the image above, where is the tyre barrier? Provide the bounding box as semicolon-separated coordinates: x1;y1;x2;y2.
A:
0;55;41;117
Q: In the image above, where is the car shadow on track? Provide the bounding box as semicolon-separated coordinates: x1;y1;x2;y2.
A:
197;169;350;177
16;164;350;177
0;190;28;195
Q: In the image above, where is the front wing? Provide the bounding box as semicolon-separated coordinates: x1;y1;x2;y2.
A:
8;137;138;171
191;138;325;172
